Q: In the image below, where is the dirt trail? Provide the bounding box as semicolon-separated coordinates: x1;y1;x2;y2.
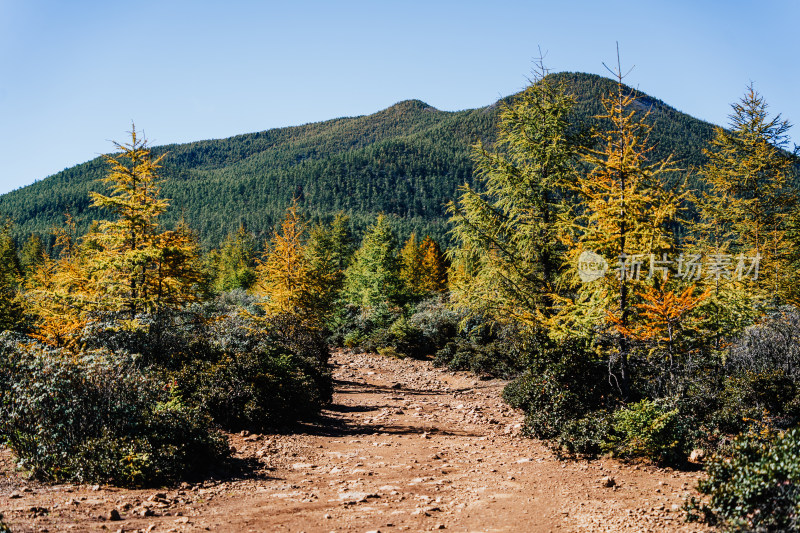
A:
1;351;711;532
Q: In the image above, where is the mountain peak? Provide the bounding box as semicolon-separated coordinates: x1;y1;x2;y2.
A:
385;99;439;114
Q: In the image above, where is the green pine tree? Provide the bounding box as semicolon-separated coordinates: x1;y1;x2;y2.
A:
211;224;258;292
0;222;22;331
449;61;579;328
700;84;798;303
344;214;404;309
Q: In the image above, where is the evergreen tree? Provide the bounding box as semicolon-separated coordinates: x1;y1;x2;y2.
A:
399;232;425;298
211;224;257;292
305;212;354;324
344;214;404;309
449;62;579;328
25;215;91;347
418;235;448;294
566;55;685;398
84;125;202;316
700;84;798;302
0;222;22;331
25;128;204;347
18;234;46;278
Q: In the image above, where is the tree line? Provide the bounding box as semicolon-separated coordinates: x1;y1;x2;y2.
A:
0;73;717;251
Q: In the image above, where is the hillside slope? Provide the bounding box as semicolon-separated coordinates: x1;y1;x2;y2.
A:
0;72;717;248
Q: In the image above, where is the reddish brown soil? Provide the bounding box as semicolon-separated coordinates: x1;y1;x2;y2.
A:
0;351;712;532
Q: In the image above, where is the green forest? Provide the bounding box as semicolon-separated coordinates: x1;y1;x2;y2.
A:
1;68;800;531
0;72;716;249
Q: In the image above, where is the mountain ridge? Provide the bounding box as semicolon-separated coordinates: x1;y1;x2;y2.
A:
0;72;717;248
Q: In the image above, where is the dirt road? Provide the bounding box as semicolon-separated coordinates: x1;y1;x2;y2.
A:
0;351;711;532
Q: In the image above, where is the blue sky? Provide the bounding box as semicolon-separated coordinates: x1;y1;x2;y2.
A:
1;0;798;195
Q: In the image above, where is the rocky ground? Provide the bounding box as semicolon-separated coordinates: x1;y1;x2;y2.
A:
0;351;712;532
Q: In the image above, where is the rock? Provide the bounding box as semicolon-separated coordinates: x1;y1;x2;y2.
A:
108;509;122;521
689;448;706;463
9;491;22;499
338;491;372;503
148;492;167;502
600;476;616;488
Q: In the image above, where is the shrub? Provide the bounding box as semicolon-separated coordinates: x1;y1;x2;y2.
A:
0;516;9;533
690;428;800;531
177;346;328;430
174;311;331;431
433;315;527;378
503;337;612;455
406;296;459;353
377;346;404;359
77;296;332;432
329;302;401;353
0;334;228;486
330;296;460;359
604;399;686;464
728;306;800;380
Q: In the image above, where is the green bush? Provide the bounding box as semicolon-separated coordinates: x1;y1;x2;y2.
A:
0;515;9;533
80;299;332;432
604;399;686;464
433;315;527;378
503;337;612;455
716;370;800;431
331;297;460;359
173;310;331;430
690;428;800;531
177;346;328;431
0;335;228;486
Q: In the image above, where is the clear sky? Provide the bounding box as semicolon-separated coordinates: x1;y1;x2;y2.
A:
1;0;798;195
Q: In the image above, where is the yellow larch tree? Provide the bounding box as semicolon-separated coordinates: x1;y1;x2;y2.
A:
255;202;320;326
84;126;203;316
561;54;687;398
418;236;447;293
25;127;204;347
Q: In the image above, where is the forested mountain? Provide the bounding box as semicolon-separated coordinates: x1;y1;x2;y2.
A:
0;72;717;249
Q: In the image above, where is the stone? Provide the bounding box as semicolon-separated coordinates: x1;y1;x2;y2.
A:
108;509;122;521
600;476;616;488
